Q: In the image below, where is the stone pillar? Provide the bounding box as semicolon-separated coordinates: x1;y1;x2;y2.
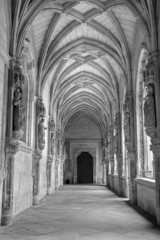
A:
55;157;59;190
47;116;55;194
110;156;114;189
32;150;42;205
123;92;137;204
32;97;46;204
47;156;53;195
113;113;123;196
1;140;19;225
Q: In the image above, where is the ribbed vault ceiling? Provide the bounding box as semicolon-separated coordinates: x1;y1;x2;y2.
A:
15;0;151;136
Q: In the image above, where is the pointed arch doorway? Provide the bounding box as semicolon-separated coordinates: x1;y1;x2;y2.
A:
77;152;93;184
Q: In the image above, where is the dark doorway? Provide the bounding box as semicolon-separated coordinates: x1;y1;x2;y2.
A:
77;152;93;184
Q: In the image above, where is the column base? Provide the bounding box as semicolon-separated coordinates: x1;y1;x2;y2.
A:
33;194;40;205
1;209;13;226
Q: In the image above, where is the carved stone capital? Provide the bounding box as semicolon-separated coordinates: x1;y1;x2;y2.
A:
5;139;19;154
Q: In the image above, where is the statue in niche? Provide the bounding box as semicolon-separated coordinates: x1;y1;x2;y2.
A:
113;130;118;154
123;98;131;143
38;117;47;150
103;138;108;157
124;111;130;142
144;84;155;128
50;130;56;155
50;118;56;155
13;87;25;132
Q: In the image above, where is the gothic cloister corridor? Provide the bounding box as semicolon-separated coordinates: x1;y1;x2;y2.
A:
1;0;160;236
0;185;160;240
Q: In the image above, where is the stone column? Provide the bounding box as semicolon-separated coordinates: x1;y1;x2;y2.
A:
47;117;55;194
32;97;46;204
1;140;19;225
47;156;53;195
103;137;108;185
123;92;137;204
113;113;123;196
55;157;59;190
32;150;42;205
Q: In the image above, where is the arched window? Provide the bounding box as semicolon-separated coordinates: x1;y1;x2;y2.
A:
136;48;154;179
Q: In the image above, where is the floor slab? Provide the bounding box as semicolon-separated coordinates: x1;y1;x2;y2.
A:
0;185;160;240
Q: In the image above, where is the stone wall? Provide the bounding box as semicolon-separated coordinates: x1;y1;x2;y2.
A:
136;179;156;217
13;148;33;216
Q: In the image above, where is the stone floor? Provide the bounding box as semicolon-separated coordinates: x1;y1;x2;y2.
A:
0;185;160;240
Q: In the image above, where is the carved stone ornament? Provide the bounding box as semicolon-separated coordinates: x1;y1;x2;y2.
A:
38;117;47;150
36;97;46;117
113;113;120;154
49;117;56;155
12;59;26;138
143;84;156;128
5;139;19;154
143;52;160;85
123;95;132;143
12;59;25;88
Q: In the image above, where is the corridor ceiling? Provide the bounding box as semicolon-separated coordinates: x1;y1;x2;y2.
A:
13;0;151;135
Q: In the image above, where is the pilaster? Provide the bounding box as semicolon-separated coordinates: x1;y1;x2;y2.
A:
1;140;19;225
47;155;53;195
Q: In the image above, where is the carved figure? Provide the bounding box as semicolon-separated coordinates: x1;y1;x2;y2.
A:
38;117;47;150
13;87;25;131
124;111;130;142
144;85;155;127
50;130;56;155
